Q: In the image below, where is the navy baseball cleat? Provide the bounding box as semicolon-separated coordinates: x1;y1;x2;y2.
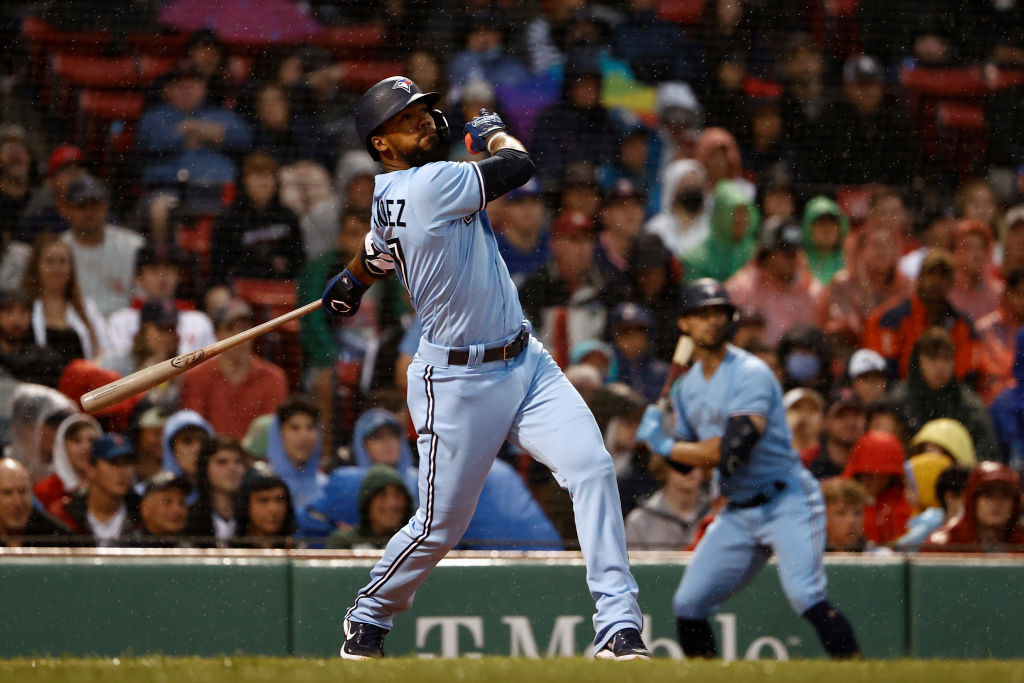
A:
340;620;388;660
594;628;651;660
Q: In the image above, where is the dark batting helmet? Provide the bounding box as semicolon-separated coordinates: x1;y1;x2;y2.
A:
356;76;447;160
679;278;736;317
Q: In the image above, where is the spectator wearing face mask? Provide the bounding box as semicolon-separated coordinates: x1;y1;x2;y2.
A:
778;325;833;396
644;159;710;259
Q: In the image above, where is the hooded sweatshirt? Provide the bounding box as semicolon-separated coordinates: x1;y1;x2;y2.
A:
801;196;849;285
265;413;327;514
160;410;215;476
891;346;1001;462
644;159;710;257
295;409;418;539
32;413;102;510
842;430;912;544
909;418;978;468
681;180;760;282
326;464;414;549
922;462;1024;552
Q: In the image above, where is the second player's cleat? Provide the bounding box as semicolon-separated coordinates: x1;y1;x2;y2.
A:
340;620;388;660
594;628;651;660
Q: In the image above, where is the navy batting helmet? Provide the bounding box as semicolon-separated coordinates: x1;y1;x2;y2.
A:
679;278;736;317
356;76;445;160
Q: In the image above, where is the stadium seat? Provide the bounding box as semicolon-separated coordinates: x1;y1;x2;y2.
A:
231;278;304;390
339;60;405;92
312;23;386;58
901;66;988;98
122;31;191;57
53;55;140;88
656;0;706;25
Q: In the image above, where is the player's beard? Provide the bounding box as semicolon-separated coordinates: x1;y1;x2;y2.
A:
403;133;447;167
694;325;729;352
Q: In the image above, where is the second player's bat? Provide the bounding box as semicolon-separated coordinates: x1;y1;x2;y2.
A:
80;300;322;415
655;334;695;411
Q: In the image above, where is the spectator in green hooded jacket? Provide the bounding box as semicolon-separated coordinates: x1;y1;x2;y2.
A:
802;195;850;285
681;180;760;283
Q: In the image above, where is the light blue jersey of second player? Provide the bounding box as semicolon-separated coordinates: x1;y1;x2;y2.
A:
671;344;800;501
369;160;524;347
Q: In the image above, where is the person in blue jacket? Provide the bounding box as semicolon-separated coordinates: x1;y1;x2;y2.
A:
990;329;1024;470
298;408;561;550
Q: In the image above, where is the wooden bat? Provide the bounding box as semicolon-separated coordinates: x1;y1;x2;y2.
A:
80;300;322;415
655;334;695;411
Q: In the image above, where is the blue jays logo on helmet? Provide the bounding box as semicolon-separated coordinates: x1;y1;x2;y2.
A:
680;278;736;316
392;77;413;93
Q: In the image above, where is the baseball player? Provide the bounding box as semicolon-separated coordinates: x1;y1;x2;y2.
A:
321;76;648;661
637;278;860;659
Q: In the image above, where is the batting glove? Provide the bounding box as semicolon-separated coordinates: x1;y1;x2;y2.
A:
322;268;368;318
637;405;675;457
464;108;506;153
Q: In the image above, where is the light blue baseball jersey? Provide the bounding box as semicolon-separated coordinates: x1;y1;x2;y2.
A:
369;160;524;348
671;344;800;501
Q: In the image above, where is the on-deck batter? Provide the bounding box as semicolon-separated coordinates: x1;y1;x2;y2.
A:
321;76;648;661
637;278;861;659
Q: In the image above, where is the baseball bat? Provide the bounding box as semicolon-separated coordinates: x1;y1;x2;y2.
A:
80;300;322;415
655;334;695;411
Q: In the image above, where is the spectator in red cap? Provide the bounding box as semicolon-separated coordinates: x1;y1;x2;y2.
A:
18;144;86;245
519;210;626;367
922;462;1024;553
105;242;215;358
949;220;1003;322
58;359;142;434
179;298;288;439
842;430;912;545
60;174;145;317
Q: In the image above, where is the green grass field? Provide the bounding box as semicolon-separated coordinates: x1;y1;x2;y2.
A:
3;657;1024;683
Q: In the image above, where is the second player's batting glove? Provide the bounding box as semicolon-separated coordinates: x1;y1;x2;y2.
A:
637;405;675;458
322;269;367;318
464;108;506;153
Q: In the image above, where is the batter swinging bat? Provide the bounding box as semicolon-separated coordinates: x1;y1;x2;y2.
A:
80;300;322;415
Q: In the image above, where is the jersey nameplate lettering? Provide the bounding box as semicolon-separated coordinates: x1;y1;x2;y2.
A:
375;197;407;229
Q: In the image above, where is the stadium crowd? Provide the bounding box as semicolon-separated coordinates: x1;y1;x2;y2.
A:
2;0;1024;553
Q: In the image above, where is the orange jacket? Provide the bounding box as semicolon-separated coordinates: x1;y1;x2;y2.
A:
862;293;982;383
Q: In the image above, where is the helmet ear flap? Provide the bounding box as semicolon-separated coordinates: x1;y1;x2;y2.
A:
430;109;451;151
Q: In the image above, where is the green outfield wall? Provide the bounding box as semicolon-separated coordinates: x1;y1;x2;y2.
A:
0;553;1019;659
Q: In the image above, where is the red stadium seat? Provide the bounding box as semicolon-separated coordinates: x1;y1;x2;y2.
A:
657;0;706;25
22;16;110;54
123;31;191;57
312;24;386;58
78;90;145;121
138;56;178;84
53;55;140;88
339;60;406;92
900;67;988;98
231;278;304;390
937;102;986;130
